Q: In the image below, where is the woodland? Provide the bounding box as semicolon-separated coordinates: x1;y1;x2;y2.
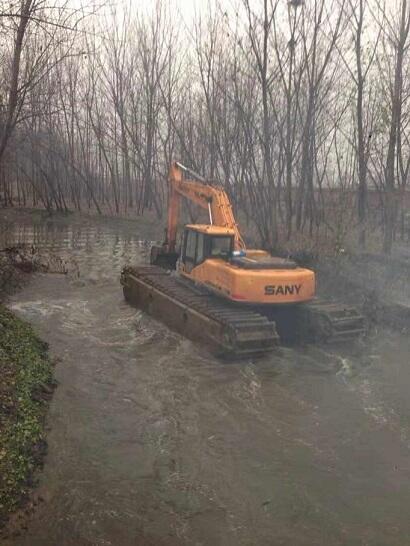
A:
1;0;410;253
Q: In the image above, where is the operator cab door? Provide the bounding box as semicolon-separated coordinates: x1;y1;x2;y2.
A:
180;228;205;274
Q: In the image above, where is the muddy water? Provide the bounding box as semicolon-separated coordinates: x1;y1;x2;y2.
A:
2;214;410;546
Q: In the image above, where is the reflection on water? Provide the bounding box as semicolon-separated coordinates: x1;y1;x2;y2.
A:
2;213;410;546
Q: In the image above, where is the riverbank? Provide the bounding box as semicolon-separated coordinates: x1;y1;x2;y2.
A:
0;306;54;528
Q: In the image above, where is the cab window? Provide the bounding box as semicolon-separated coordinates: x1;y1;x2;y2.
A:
209;236;232;259
185;229;197;262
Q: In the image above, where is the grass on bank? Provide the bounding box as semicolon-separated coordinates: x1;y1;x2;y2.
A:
0;306;54;527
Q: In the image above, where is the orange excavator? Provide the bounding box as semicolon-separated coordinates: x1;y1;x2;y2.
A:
121;162;365;357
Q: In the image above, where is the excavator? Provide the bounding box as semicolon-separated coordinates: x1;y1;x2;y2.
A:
121;162;365;357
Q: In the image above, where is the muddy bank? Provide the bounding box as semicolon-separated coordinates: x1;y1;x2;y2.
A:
0;306;55;529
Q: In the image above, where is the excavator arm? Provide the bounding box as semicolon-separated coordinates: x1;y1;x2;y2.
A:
166;162;245;252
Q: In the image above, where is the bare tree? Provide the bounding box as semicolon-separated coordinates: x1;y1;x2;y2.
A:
380;0;410;253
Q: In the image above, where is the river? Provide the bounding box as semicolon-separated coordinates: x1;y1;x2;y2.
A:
2;212;410;546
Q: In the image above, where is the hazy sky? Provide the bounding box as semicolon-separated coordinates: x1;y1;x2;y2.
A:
122;0;208;22
84;0;404;43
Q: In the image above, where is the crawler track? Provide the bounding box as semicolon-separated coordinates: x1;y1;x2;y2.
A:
121;265;279;357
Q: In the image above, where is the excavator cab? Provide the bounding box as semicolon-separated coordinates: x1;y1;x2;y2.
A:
150;224;236;272
179;225;235;273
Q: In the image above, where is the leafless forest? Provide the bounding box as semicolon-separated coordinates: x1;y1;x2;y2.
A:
1;0;410;253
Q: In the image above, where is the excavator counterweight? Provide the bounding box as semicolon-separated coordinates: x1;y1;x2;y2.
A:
121;162;366;357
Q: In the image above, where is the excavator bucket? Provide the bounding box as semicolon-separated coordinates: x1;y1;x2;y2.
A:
150;245;178;270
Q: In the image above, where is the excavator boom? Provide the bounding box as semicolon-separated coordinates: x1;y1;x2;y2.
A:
166;162;245;252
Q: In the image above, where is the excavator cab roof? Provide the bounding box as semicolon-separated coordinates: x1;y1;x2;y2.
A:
185;224;235;236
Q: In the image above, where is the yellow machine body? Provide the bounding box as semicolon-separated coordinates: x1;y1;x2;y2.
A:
178;225;315;305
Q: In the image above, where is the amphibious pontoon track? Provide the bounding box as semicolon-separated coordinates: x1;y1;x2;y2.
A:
121;265;366;357
121;265;279;357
